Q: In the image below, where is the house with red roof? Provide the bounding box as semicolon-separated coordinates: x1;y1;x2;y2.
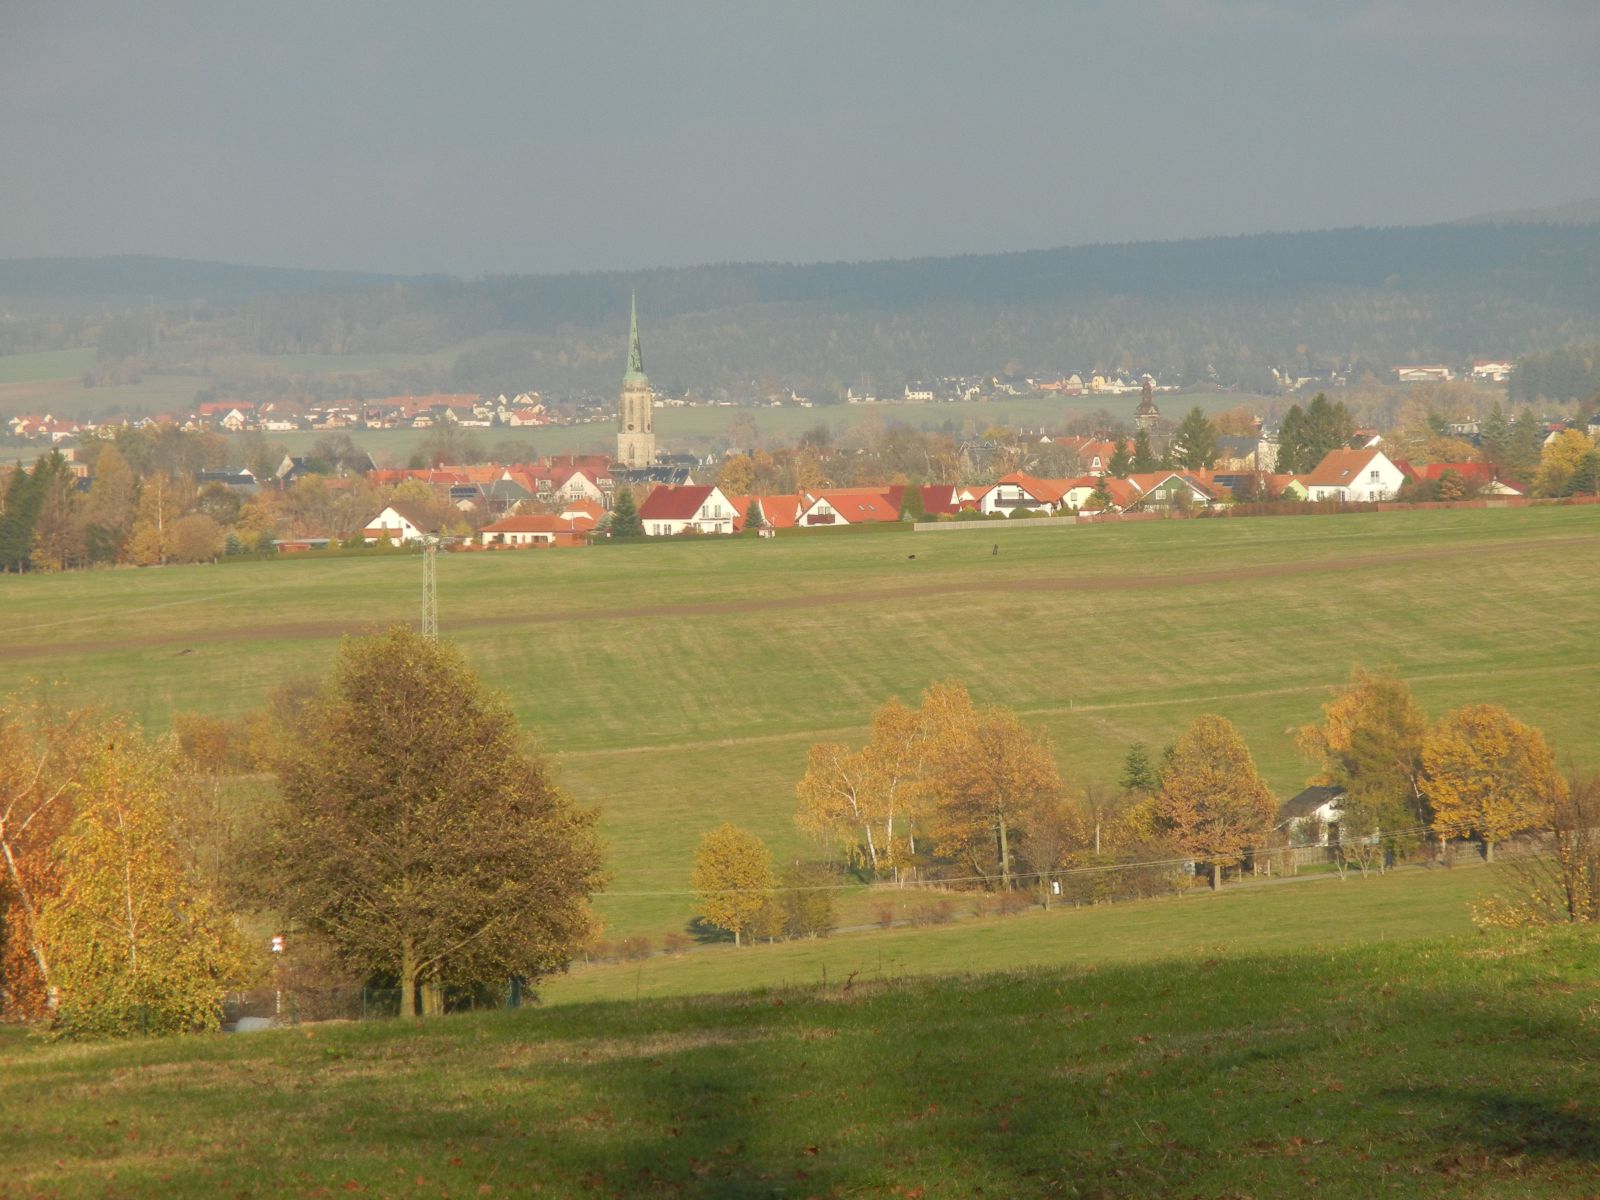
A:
796;487;904;527
1415;462;1525;496
1304;448;1407;502
638;485;738;536
478;514;588;548
362;503;440;545
977;473;1074;516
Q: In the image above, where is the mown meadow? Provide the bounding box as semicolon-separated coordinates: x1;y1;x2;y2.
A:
4;906;1599;1198
2;505;1598;943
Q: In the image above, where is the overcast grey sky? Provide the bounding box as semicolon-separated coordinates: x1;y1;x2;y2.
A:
4;1;1598;276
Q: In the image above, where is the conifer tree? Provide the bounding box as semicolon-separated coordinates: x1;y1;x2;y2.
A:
608;487;643;537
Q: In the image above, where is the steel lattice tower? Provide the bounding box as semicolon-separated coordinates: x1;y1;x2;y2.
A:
421;538;438;641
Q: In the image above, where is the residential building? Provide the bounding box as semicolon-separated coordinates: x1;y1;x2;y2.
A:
638;485;737;536
1303;448;1407;502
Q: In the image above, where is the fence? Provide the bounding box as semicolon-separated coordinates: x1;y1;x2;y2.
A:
222;981;532;1030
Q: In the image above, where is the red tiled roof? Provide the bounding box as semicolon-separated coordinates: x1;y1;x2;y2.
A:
481;515;575;534
1304;449;1384;488
638;485;718;521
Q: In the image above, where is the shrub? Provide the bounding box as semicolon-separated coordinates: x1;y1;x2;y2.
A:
996;890;1033;916
910;898;955;926
618;936;653;961
662;932;693;956
873;900;897;929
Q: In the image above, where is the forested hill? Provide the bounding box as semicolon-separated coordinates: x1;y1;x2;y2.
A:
4;221;1599;395
0;256;410;311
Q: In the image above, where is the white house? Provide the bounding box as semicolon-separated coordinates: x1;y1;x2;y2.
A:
1303;448;1407;502
637;485;738;536
361;504;438;545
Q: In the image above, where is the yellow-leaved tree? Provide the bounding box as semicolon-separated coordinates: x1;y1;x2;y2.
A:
1156;714;1276;890
691;822;775;947
37;730;252;1038
924;703;1062;891
1422;704;1564;861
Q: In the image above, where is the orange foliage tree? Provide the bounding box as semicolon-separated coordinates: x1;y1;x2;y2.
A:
1422;704;1564;861
1156;714;1276;890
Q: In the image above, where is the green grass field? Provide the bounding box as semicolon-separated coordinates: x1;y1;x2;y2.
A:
5;891;1599;1199
3;505;1598;944
0;347;96;384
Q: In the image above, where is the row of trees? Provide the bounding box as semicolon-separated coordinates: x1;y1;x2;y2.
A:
0;630;605;1033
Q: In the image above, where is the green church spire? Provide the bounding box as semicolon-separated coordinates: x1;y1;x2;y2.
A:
624;292;646;383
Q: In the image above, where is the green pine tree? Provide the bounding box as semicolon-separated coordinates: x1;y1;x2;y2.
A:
1172;407;1218;469
1107;440;1133;478
608;488;644;538
1131;428;1158;473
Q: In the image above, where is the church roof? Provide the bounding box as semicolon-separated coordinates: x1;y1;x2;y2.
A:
623;292;647;385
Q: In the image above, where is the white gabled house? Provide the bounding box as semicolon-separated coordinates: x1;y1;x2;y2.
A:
362;504;439;545
1303;448;1407;502
637;485;738;536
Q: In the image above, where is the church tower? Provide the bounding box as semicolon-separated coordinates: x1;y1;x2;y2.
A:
616;294;656;467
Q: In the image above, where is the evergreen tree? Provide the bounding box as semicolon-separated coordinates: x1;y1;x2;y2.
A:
608;487;644;538
1506;409;1544;482
1131;428;1159;473
744;497;765;531
898;484;925;521
1107;440;1133;478
1276;404;1308;473
1303;393;1355;468
1478;403;1511;471
1172;407;1218;469
1119;742;1160;796
0;456;48;573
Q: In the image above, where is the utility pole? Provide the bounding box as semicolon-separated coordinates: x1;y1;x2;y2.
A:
421;536;438;641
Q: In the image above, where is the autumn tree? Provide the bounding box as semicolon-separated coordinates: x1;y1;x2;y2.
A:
924;703;1061;890
127;473;188;566
167;513;224;564
260;628;604;1017
691;822;775;946
1422;704;1564;861
1156;714;1276;890
1474;773;1600;930
795;741;877;870
1532;429;1594;497
37;732;251;1038
83;445;138;564
0;694;93;1018
794;686;963;880
1297;666;1429;871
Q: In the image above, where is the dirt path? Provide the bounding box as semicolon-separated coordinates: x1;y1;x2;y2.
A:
3;531;1596;662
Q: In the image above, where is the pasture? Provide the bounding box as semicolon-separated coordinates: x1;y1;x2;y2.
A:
4;913;1600;1198
2;505;1598;942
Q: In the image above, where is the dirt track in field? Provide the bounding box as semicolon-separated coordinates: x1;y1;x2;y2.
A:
3;532;1597;663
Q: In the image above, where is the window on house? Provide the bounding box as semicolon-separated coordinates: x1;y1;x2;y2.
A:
1369;470;1380;481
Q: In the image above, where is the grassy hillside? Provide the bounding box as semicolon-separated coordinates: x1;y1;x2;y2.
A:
2;505;1597;943
4;915;1599;1198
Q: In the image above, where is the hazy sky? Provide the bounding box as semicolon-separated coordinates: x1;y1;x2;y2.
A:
5;1;1599;276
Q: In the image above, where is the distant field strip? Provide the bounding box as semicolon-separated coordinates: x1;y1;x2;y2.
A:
558;656;1600;761
4;530;1594;662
